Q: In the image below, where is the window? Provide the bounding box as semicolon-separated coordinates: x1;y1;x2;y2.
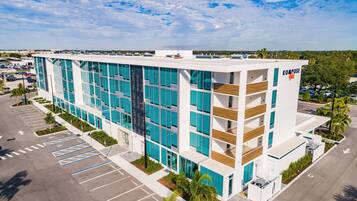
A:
190;70;211;90
200;166;223;196
268;132;274;148
180;157;198;179
144;66;159;85
145;85;159;105
270;111;275;129
228;174;233;196
190;91;211;113
273;68;279;86
271;90;277;108
146;140;160;161
160;68;177;87
243;162;254;184
146;122;160;143
190;132;209;156
190;112;210;135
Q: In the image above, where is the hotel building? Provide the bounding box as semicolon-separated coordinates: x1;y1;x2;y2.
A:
34;50;329;201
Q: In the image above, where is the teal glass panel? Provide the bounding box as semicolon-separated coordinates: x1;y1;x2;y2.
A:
121;113;131;129
161;109;177;128
75;107;81;118
273;68;279;86
145;104;160;124
190;112;210;135
70;104;75;115
190;91;211;113
190;70;211;90
272;90;277;108
179;157;198;179
161;88;177;108
144;67;159;85
81;110;88;121
120;97;131;114
88;113;95;125
145;85;159;105
111;110;120;124
161;148;167;165
109;79;119;93
190;132;209;156
146;122;160;143
101;91;110;106
95;116;102;129
268;132;273;148
120;81;131;97
160;68;177;87
108;63;118;77
200;166;223;196
119;64;130;80
146;140;160;161
270;111;275;129
243;162;254;184
100;63;108;76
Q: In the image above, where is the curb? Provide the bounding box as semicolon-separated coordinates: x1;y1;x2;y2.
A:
33;129;68;138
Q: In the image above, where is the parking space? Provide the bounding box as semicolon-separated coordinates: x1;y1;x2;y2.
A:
12;104;49;131
43;133;161;201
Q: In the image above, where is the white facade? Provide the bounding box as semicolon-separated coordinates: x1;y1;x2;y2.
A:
34;52;329;201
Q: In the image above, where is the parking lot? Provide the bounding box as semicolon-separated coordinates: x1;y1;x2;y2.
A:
43;132;161;201
12;104;49;131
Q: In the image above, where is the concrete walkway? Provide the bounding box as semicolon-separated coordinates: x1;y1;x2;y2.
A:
151;168;169;181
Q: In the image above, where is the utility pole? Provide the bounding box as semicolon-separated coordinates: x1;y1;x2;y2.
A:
22;73;27;104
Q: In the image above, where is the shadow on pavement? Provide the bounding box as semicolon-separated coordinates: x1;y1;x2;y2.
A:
0;171;32;201
0;148;14;157
334;185;357;201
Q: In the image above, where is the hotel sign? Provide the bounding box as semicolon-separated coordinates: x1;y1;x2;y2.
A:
282;68;300;80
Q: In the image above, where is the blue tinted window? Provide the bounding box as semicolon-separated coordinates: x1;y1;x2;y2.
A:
272;90;277;108
270;111;275;129
273;68;279;86
243;162;254;184
200;166;223;196
268;132;273;148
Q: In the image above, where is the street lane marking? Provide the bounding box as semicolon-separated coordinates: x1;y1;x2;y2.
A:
25;148;33;151
58;151;99;166
0;156;6;160
138;193;155;201
12;152;20;156
0;136;2;140
31;146;39;150
106;184;144;201
37;144;44;148
44;136;77;145
18;131;24;135
152;196;159;201
19;149;26;154
141;187;150;195
79;169;120;184
131;180;138;186
52;143;89;157
89;176;130;192
6;154;13;158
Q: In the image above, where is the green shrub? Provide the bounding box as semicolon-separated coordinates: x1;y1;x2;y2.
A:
324;142;334;152
90;131;117;147
44;104;62;114
59;112;95;132
35;126;66;136
282;154;312;184
302;91;311;102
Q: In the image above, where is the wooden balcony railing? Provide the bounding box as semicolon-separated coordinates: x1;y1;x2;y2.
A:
243;125;265;143
211;151;235;168
241;146;263;165
212;129;236;145
245;104;266;119
213;83;239;96
246;81;268;95
213;106;238;121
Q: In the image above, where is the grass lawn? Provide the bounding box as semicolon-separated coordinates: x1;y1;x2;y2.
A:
131;156;163;175
35;126;66;136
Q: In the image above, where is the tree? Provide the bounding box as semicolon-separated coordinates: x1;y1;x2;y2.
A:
317;98;351;137
176;171;217;201
256;48;269;59
302;91;311;102
44;112;55;128
164;191;179;201
0;79;4;91
10;83;26;103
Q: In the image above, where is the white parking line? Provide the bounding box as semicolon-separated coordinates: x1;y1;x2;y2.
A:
131;180;138;186
12;152;20;156
0;156;6;160
106;184;144;201
31;146;39;150
37;144;44;148
19;149;26;154
25;148;33;151
79;169;120;184
141;187;150;195
89;176;130;192
152;196;159;201
6;154;13;158
137;193;155;201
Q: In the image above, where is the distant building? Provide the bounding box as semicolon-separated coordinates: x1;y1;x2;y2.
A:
34;50;329;201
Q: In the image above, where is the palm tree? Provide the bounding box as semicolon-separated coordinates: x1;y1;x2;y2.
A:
44;112;55;129
10;83;25;104
0;78;4;91
164;191;179;201
176;171;217;201
256;48;269;59
317;97;351;137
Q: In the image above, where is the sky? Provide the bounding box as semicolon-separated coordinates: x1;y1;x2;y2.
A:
0;0;356;50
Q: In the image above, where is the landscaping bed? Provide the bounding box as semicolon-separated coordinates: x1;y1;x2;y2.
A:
59;112;95;132
35;126;67;136
316;130;344;141
282;154;313;184
90;131;118;147
131;156;163;175
158;172;177;191
44;104;62;114
12;101;31;107
324;142;335;153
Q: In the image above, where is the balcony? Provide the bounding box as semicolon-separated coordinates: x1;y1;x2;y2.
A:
245;104;266;119
213;106;238;121
213;83;239;96
211;150;235;168
243;125;265;143
246;81;268;95
212;129;237;145
241;146;263;165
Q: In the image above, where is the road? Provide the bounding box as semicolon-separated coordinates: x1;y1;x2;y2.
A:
275;103;357;201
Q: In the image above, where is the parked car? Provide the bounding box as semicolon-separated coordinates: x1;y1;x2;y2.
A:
3;87;10;93
6;75;16;81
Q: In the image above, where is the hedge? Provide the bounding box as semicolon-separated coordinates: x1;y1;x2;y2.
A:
59;112;95;132
90;131;118;147
44;104;62;114
282;154;312;184
35;126;66;136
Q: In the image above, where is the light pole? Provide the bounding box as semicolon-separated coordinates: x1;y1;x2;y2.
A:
22;73;27;104
141;102;148;169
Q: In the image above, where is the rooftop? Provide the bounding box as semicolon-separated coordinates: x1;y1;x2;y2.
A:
268;136;306;160
33;53;308;73
295;112;330;134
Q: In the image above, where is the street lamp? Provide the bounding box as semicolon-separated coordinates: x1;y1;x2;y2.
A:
22;73;27;104
141;101;148;169
48;74;55;112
